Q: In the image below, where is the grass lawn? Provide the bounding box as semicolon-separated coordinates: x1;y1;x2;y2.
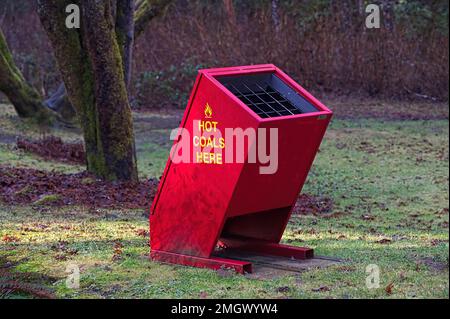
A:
0;101;448;299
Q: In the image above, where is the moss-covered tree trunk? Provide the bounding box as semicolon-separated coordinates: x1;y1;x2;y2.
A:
116;0;135;89
0;28;54;123
44;83;77;123
135;0;173;37
83;0;138;181
38;0;173;123
38;0;138;181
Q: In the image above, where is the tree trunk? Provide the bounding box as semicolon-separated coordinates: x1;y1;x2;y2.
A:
135;0;173;37
83;0;138;181
1;0;171;124
115;0;135;89
42;0;173;122
271;0;281;33
38;0;138;181
44;83;77;124
223;0;237;26
0;28;55;123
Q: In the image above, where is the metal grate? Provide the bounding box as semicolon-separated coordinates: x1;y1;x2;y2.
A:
219;73;318;118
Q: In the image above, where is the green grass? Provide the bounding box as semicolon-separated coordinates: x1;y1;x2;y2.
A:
0;103;448;299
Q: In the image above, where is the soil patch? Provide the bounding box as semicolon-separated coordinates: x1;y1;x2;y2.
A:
0;166;158;209
417;257;449;273
16;136;85;165
292;194;334;216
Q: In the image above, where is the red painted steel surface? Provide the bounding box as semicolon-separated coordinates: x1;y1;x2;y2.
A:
150;64;332;273
151;250;252;274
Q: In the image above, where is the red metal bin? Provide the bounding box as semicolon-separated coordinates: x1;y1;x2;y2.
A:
150;64;332;273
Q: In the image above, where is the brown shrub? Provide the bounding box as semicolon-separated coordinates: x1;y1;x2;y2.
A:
1;1;448;108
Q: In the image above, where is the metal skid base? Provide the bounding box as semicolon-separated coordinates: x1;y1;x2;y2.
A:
151;250;253;274
151;243;314;274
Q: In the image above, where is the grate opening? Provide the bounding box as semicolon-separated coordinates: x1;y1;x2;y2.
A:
218;72;318;118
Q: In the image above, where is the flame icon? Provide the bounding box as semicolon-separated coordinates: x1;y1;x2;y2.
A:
204;103;212;118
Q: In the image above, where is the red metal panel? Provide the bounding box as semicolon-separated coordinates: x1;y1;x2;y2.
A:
150;74;258;257
225;116;331;218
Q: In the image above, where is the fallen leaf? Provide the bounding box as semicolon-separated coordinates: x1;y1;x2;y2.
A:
385;282;394;295
54;254;67;261
277;286;290;293
2;235;20;243
112;241;124;261
312;286;331;292
375;238;392;244
430;239;447;246
136;229;148;238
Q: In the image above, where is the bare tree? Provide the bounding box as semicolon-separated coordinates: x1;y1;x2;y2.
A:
271;0;281;33
116;0;136;89
223;0;237;26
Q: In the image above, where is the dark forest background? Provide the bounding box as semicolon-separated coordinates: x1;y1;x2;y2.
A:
1;0;448;109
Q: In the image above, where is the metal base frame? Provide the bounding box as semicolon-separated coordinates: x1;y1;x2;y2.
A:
221;241;314;260
151;250;252;274
151;243;313;274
